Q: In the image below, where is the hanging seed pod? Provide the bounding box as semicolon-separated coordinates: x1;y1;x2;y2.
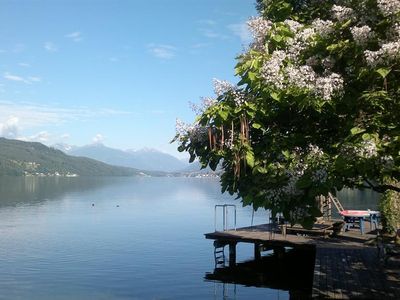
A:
208;127;213;149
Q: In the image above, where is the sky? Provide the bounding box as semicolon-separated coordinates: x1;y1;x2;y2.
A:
0;0;256;158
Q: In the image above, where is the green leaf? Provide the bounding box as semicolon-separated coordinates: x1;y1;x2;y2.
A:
376;67;391;79
282;150;290;159
252;123;262;129
246;151;255;168
350;127;365;136
248;72;257;81
362;133;371;141
218;110;229;121
270;92;281;101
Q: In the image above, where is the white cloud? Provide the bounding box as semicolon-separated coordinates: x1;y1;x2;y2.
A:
0;116;19;138
228;22;252;44
3;73;25;83
0;101;130;131
65;31;83;42
92;133;104;144
28;131;51;142
3;73;41;84
44;41;58;52
148;44;177;59
18;62;31;67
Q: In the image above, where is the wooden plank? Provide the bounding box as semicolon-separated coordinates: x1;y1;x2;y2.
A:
205;223;400;299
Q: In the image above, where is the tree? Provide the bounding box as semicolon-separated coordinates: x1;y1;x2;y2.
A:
174;0;400;228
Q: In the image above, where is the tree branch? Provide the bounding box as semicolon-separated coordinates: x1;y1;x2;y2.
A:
364;178;400;193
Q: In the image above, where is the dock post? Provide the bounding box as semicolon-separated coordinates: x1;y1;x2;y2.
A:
228;242;237;267
254;243;261;261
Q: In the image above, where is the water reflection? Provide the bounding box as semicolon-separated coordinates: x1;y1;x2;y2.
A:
205;247;315;299
0;176;120;208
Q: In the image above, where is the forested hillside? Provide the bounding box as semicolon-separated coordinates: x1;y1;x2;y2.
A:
0;138;148;176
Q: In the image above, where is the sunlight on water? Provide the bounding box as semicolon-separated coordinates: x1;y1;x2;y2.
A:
0;177;379;299
0;177;289;300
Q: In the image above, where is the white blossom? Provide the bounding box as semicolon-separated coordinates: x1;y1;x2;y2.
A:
321;56;335;69
364;50;381;67
212;78;247;106
308;144;324;159
285;65;344;100
380;155;394;169
247;17;272;50
315;73;344;100
364;40;400;66
351;25;373;45
213;79;235;96
286;65;316;90
189;97;217;114
377;0;400;16
355;140;378;158
287;27;315;60
331;5;354;22
311;19;334;38
175;119;208;143
284;19;303;33
261;50;286;88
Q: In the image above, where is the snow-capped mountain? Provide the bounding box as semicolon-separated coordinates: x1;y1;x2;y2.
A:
53;143;188;172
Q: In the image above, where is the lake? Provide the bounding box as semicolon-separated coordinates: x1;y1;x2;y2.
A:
0;177;380;299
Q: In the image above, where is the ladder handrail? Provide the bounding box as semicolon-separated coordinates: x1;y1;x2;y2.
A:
328;192;345;213
215;204;236;231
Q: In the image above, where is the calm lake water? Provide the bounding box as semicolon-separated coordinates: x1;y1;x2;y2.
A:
0;177;380;300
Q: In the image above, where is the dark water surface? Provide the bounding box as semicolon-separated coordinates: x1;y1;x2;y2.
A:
0;177;380;299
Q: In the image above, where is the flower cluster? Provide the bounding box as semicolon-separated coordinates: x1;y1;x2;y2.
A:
364;41;400;67
247;16;272;50
261;50;286;88
175;119;208;143
287;65;316;90
351;25;373;45
213;78;246;106
355;140;378;158
189;97;217;114
284;19;302;33
377;0;400;16
213;79;234;96
315;73;344;100
311;19;334;38
307;144;324;159
287;27;315;61
262;54;344;100
331;5;354;22
380;155;395;169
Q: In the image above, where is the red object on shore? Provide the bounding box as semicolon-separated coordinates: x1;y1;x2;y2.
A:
340;210;372;217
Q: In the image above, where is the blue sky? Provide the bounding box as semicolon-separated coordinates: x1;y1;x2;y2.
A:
0;0;256;158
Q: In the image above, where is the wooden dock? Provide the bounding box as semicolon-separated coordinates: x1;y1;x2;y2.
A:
205;223;400;299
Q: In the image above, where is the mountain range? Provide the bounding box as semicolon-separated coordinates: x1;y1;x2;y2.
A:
53;143;190;173
0;138;157;177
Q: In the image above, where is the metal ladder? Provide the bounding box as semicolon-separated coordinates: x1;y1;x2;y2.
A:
328;192;344;213
213;240;227;268
214;204;236;231
213;205;236;268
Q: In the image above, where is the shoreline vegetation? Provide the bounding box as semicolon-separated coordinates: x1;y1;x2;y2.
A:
0;137;219;178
